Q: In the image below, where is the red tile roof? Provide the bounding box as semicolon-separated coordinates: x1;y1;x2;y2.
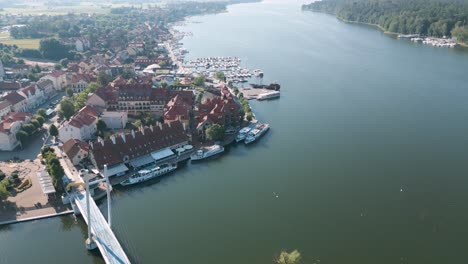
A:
91;121;188;168
3;91;26;105
0;112;32;132
49;70;65;78
67;105;99;129
63;139;89;160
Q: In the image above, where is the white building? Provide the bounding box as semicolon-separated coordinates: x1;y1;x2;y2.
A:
2;91;27;112
58;106;98;143
101;111;128;129
0;112;32;151
20;85;45;110
40;70;67;90
63;138;90;165
0;101;12;119
75;37;91;52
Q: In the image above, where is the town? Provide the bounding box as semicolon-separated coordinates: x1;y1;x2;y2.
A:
0;2;272;261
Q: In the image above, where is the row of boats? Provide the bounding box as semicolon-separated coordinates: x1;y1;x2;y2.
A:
120;122;270;187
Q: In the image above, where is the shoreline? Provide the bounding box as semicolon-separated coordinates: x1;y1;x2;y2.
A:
305;9;468;47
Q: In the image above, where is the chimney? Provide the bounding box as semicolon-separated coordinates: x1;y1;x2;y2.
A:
182;122;186;131
89;141;93;149
158;122;162;130
150;124;154;132
131;129;136;138
140;125;145;135
167;122;171;128
110;134;116;144
98;136;104;146
121;133;126;143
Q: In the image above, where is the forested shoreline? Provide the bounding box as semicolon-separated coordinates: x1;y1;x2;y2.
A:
302;0;468;43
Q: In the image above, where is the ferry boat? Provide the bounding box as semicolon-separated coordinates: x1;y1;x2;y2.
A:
245;123;270;144
236;127;253;142
257;91;280;101
120;163;177;186
191;145;224;161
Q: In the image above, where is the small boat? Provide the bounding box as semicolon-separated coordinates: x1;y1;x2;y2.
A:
236;127;252;142
245;123;270;144
120;163;177;186
257;91;280;101
191;145;224;161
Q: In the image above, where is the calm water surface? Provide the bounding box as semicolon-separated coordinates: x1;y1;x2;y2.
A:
2;1;468;263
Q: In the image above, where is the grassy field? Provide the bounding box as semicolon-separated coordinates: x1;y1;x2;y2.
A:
0;2;155;15
0;38;40;49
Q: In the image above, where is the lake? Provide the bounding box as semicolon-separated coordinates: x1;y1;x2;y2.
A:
2;1;468;263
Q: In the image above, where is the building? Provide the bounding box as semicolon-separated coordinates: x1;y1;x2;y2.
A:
58;105;99;143
87;84;193;118
163;94;193;127
0;112;33;151
40;71;67;90
0;101;12;119
68;73;92;93
20;85;45;110
2;91;27;112
63;138;90;165
75;37;91;52
89;121;188;177
36;79;55;99
195;87;241;139
100;111;128;129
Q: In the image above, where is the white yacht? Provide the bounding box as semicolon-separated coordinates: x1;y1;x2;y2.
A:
257;91;280;101
191;145;224;161
236;127;252;142
245;123;270;144
120;163;177;186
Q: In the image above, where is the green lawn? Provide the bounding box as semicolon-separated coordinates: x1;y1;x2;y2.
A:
0;38;40;49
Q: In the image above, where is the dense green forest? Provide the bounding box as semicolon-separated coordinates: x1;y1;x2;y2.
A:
302;0;468;42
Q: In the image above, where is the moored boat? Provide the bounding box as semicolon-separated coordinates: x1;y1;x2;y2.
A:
120;163;177;186
191;145;225;161
245;123;270;144
257;91;280;101
236;126;253;142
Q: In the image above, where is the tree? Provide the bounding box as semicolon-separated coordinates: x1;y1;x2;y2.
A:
206;124;225;141
22;123;36;135
59;99;75;120
215;71;226;82
39;38;72;60
85;82;99;93
96;119;107;137
54;64;62;70
16;130;29;145
34;115;45;126
0;181;9;201
0;169;5;181
49;124;59;138
30;119;41;129
246;112;253;122
275;250;301;264
66;88;74;97
194;76;205;87
98;71;111;86
160;81;168;88
60;58;69;67
37;108;47;119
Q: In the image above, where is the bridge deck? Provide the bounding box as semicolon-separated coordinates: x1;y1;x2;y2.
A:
75;192;131;264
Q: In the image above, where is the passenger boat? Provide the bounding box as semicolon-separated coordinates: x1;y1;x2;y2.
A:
236;127;253;142
120;163;177;186
245;123;270;144
191;145;224;161
257;91;280;101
